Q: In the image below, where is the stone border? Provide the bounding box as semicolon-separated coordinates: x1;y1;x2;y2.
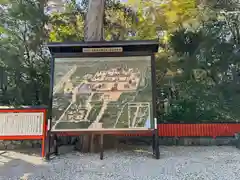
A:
0;140;42;150
0;137;238;151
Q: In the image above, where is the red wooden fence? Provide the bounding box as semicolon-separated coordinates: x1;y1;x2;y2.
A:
115;124;240;137
158;124;240;137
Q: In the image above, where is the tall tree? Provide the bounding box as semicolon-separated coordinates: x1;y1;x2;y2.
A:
48;0;145;42
163;0;240;123
0;0;49;105
84;0;105;41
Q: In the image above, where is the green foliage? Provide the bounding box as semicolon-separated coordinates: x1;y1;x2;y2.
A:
0;0;49;106
49;1;84;42
169;29;203;56
161;1;240;123
2;0;240;124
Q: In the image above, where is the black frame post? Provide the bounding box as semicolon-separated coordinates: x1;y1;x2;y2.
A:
46;56;55;161
154;118;160;159
151;54;160;159
100;133;104;160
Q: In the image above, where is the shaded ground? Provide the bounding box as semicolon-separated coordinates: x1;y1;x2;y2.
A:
1;146;240;180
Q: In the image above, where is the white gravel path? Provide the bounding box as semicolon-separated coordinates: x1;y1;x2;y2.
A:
1;146;240;180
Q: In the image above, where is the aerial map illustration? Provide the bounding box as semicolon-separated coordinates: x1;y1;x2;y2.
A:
51;56;153;130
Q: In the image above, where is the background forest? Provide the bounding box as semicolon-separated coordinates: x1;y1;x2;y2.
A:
1;0;240;123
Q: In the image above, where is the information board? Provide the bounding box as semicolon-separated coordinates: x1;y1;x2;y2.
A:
0;108;47;157
0;112;44;136
51;56;154;131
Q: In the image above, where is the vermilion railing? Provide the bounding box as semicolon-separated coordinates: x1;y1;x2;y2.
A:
158;124;240;137
114;124;240;137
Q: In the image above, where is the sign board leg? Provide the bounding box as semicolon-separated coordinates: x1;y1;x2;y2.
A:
153;118;160;159
90;134;95;153
45;131;52;160
155;128;160;159
100;134;104;160
53;134;59;156
41;136;46;157
152;133;156;155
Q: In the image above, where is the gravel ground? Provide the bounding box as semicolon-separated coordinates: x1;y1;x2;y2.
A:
1;146;240;180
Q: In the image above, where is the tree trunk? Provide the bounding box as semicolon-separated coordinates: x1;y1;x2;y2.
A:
80;0;105;153
84;0;105;41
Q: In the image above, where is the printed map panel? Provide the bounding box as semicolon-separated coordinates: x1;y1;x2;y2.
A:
51;56;153;130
